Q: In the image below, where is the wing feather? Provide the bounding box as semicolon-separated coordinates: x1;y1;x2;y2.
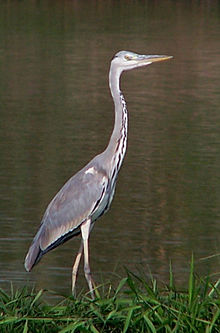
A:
25;162;109;271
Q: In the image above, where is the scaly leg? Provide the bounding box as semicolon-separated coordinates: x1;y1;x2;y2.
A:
81;218;94;299
72;241;83;296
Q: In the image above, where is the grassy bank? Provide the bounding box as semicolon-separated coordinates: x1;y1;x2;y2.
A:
0;259;220;332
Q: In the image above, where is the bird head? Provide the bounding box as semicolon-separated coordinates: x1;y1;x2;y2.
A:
111;50;173;71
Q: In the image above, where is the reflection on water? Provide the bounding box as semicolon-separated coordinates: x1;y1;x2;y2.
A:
0;0;220;294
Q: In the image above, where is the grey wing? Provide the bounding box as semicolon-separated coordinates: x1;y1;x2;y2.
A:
25;164;109;271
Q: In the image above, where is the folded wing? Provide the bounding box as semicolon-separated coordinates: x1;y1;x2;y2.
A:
25;162;109;271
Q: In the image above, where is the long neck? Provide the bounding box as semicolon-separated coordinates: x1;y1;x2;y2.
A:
104;64;128;178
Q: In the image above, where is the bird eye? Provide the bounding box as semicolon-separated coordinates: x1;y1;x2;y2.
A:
124;55;132;61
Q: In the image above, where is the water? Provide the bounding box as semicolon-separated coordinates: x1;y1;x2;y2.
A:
0;0;220;294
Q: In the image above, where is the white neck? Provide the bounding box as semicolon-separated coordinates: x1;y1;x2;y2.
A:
103;64;128;177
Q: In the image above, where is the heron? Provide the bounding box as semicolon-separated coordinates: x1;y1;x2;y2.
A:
25;51;172;298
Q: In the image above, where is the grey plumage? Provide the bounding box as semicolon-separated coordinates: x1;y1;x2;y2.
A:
25;155;109;270
25;51;172;298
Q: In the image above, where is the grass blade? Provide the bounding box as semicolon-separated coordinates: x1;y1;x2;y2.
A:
143;314;157;333
122;308;133;333
30;289;44;308
22;320;28;333
188;254;195;308
208;279;220;297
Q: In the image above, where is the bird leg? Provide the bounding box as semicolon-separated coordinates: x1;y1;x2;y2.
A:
81;218;95;299
72;241;83;296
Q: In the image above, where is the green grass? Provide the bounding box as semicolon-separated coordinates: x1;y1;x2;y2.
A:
0;258;220;332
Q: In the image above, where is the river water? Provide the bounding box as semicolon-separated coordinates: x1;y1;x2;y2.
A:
0;0;220;295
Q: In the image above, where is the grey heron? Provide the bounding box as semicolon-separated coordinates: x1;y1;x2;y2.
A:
25;51;172;298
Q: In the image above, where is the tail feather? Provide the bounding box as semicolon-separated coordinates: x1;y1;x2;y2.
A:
24;237;43;272
24;220;82;272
